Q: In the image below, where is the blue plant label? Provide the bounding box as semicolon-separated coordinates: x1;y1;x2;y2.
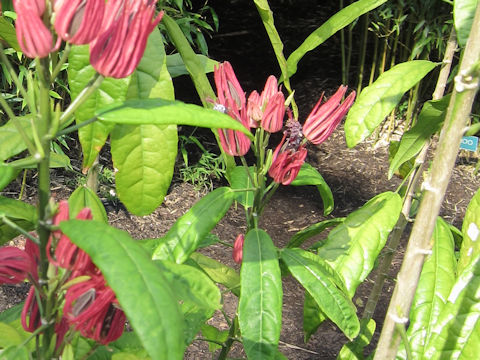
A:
460;136;479;152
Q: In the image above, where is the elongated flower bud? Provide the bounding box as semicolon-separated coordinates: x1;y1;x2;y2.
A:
233;234;244;264
54;0;106;45
302;85;356;145
0;246;32;284
269;133;307;185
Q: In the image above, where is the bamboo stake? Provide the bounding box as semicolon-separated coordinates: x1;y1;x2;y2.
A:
374;4;480;359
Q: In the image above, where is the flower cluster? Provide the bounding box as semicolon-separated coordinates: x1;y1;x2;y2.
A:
213;61;356;186
213;62;356;264
0;201;125;347
13;0;163;79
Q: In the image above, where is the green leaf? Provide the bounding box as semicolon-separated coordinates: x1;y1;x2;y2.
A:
200;324;229;353
388;96;449;179
68;186;108;222
457;187;480;275
60;220;185;360
316;192;402;297
111;28;177;216
0;17;20;50
166;53;217;78
68;45;130;170
0;196;36;222
0;116;33;162
290;163;334;215
152;187;234;263
0;164;20;191
303;290;326;342
337;319;376;360
97;99;253;138
285;0;388;79
287;218;345;249
401;217;456;359
156;260;221;344
0;303;23;323
189;252;240;296
281;248;359;340
238;229;283;360
423;254;480;360
229;166;255;209
344;61;437;148
454;0;479;47
0;345;30;360
0;322;28;349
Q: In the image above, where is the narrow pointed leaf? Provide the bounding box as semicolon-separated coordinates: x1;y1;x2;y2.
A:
281;248;359;339
61;220;185;360
388;96;449;179
0;164;20;191
290;163;334;215
111;28;177;216
0;17;20;50
68;186;108;222
285;0;388;79
423;254;480;360
345;61;436;148
229;166;255;209
166;53;217;78
239;229;283;360
337;319;376;360
287;218;344;248
97;99;252;137
152;187;234;263
68;45;130;170
303;290;326;342
458;187;480;274
316;192;402;297
401;217;456;358
0;116;33;162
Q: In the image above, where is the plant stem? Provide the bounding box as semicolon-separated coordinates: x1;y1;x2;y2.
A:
357;14;369;93
374;4;480;359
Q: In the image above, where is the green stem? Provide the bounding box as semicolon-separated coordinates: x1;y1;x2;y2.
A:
59;73;104;129
56;115;98;136
217;317;238;360
50;44;71;81
374;4;480;359
357;14;369;93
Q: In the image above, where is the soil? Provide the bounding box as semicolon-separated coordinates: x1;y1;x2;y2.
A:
2;1;480;359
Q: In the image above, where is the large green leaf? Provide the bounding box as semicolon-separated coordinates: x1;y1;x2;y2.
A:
344;61;437;148
0;322;28;349
110;28;177;216
152;187;234;263
166;53;217;78
400;217;457;359
238;229;283;360
423;254;480;360
316;192;402;297
188;252;240;296
156;260;221;344
0;17;20;50
457;187;480;275
68;186;108;222
281;248;359;340
285;0;388;79
60;220;185;360
67;45;130;170
388;96;449;179
287;218;345;249
303;291;326;342
0;116;33;162
290;163;334;215
454;0;479;47
97;99;252;138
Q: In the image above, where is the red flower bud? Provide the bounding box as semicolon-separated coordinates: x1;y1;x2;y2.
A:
269;133;307;185
21;286;41;332
0;246;32;284
233;234;244;264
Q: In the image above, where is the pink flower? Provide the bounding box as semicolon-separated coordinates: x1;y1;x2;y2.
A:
247;76;285;133
47;201;95;274
0;246;33;284
302;85;356;145
64;275;125;344
214;62;251;156
21;286;41;332
233;234;244;264
268;127;307;185
54;0;106;45
13;0;54;58
90;0;163;78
